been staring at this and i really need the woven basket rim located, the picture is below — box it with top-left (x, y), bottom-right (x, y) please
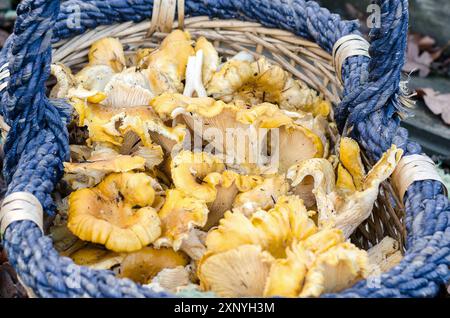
top-left (50, 16), bottom-right (406, 264)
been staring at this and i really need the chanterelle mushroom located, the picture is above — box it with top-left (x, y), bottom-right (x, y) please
top-left (199, 195), bottom-right (369, 297)
top-left (170, 150), bottom-right (225, 202)
top-left (287, 144), bottom-right (403, 238)
top-left (69, 245), bottom-right (125, 270)
top-left (367, 236), bottom-right (402, 275)
top-left (50, 63), bottom-right (76, 99)
top-left (336, 137), bottom-right (365, 192)
top-left (119, 247), bottom-right (189, 284)
top-left (152, 96), bottom-right (323, 173)
top-left (60, 38), bottom-right (126, 101)
top-left (72, 100), bottom-right (186, 162)
top-left (68, 172), bottom-right (162, 252)
top-left (154, 189), bottom-right (209, 256)
top-left (101, 68), bottom-right (154, 108)
top-left (195, 37), bottom-right (220, 86)
top-left (298, 242), bottom-right (368, 297)
top-left (236, 103), bottom-right (324, 172)
top-left (63, 146), bottom-right (146, 189)
top-left (206, 56), bottom-right (331, 114)
top-left (205, 196), bottom-right (316, 259)
top-left (203, 171), bottom-right (264, 229)
top-left (88, 37), bottom-right (126, 72)
top-left (232, 175), bottom-right (289, 216)
top-left (142, 30), bottom-right (194, 95)
top-left (198, 245), bottom-right (275, 298)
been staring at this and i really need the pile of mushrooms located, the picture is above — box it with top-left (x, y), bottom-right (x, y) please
top-left (49, 30), bottom-right (404, 297)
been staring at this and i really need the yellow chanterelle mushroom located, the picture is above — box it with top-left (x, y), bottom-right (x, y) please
top-left (198, 196), bottom-right (369, 298)
top-left (119, 247), bottom-right (188, 284)
top-left (287, 144), bottom-right (403, 238)
top-left (67, 172), bottom-right (161, 252)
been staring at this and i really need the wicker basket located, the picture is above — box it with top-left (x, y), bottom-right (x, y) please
top-left (0, 0), bottom-right (448, 298)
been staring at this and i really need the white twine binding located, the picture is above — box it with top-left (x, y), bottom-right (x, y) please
top-left (392, 154), bottom-right (448, 202)
top-left (0, 192), bottom-right (44, 236)
top-left (332, 35), bottom-right (370, 85)
top-left (0, 62), bottom-right (10, 92)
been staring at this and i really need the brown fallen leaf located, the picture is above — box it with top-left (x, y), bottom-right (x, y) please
top-left (418, 36), bottom-right (436, 51)
top-left (403, 35), bottom-right (434, 77)
top-left (417, 88), bottom-right (450, 125)
top-left (0, 30), bottom-right (9, 49)
top-left (0, 263), bottom-right (28, 298)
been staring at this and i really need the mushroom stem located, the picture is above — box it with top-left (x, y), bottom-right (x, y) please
top-left (183, 50), bottom-right (207, 98)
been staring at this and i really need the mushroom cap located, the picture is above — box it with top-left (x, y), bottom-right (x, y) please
top-left (171, 150), bottom-right (225, 202)
top-left (205, 210), bottom-right (262, 254)
top-left (63, 151), bottom-right (146, 190)
top-left (287, 147), bottom-right (403, 239)
top-left (367, 237), bottom-right (402, 275)
top-left (101, 69), bottom-right (154, 108)
top-left (332, 145), bottom-right (403, 237)
top-left (119, 247), bottom-right (189, 284)
top-left (233, 175), bottom-right (289, 216)
top-left (88, 37), bottom-right (126, 72)
top-left (264, 228), bottom-right (359, 298)
top-left (338, 137), bottom-right (365, 191)
top-left (298, 243), bottom-right (368, 297)
top-left (206, 57), bottom-right (287, 106)
top-left (201, 170), bottom-right (264, 229)
top-left (70, 245), bottom-right (124, 270)
top-left (73, 101), bottom-right (183, 162)
top-left (263, 245), bottom-right (311, 297)
top-left (299, 228), bottom-right (345, 255)
top-left (74, 64), bottom-right (115, 92)
top-left (206, 59), bottom-right (253, 101)
top-left (143, 30), bottom-right (194, 95)
top-left (236, 103), bottom-right (324, 172)
top-left (286, 158), bottom-right (338, 226)
top-left (336, 163), bottom-right (357, 192)
top-left (265, 227), bottom-right (366, 298)
top-left (206, 196), bottom-right (317, 258)
top-left (251, 196), bottom-right (318, 258)
top-left (363, 145), bottom-right (403, 190)
top-left (198, 245), bottom-right (275, 297)
top-left (50, 63), bottom-right (76, 99)
top-left (154, 189), bottom-right (209, 252)
top-left (68, 172), bottom-right (161, 252)
top-left (234, 58), bottom-right (287, 106)
top-left (151, 93), bottom-right (241, 121)
top-left (206, 56), bottom-right (330, 115)
top-left (135, 48), bottom-right (154, 69)
top-left (150, 266), bottom-right (192, 292)
top-left (195, 37), bottom-right (220, 85)
top-left (279, 77), bottom-right (331, 116)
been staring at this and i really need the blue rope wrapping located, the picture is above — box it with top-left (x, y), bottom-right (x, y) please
top-left (0, 0), bottom-right (449, 298)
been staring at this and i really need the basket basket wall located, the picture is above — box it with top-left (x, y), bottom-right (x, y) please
top-left (0, 0), bottom-right (449, 298)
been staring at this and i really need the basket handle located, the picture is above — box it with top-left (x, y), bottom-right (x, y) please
top-left (337, 0), bottom-right (409, 140)
top-left (0, 0), bottom-right (69, 208)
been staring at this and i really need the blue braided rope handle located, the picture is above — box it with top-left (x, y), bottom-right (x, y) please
top-left (0, 0), bottom-right (449, 298)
